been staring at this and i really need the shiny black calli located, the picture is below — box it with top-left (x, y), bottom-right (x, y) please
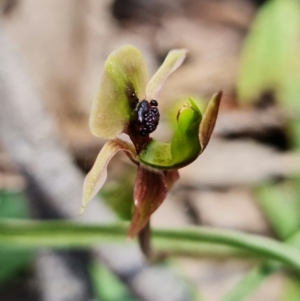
top-left (136, 99), bottom-right (160, 136)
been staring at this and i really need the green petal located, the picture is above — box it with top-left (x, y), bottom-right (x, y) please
top-left (146, 49), bottom-right (187, 100)
top-left (199, 91), bottom-right (222, 152)
top-left (90, 45), bottom-right (148, 139)
top-left (80, 139), bottom-right (137, 215)
top-left (138, 98), bottom-right (202, 169)
top-left (128, 165), bottom-right (167, 238)
top-left (171, 98), bottom-right (201, 166)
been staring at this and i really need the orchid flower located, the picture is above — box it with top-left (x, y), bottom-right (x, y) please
top-left (80, 45), bottom-right (221, 238)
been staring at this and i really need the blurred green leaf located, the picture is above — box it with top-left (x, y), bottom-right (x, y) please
top-left (0, 190), bottom-right (31, 285)
top-left (231, 1), bottom-right (300, 297)
top-left (289, 121), bottom-right (300, 150)
top-left (238, 0), bottom-right (300, 111)
top-left (0, 190), bottom-right (27, 219)
top-left (0, 248), bottom-right (31, 284)
top-left (221, 263), bottom-right (278, 301)
top-left (89, 261), bottom-right (137, 301)
top-left (280, 276), bottom-right (300, 301)
top-left (256, 182), bottom-right (300, 240)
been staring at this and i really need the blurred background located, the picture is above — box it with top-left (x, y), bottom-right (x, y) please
top-left (1, 0), bottom-right (300, 300)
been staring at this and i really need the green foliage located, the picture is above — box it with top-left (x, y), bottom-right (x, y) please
top-left (89, 261), bottom-right (137, 301)
top-left (221, 263), bottom-right (278, 301)
top-left (280, 277), bottom-right (300, 301)
top-left (0, 190), bottom-right (27, 219)
top-left (256, 182), bottom-right (300, 240)
top-left (228, 0), bottom-right (300, 299)
top-left (0, 190), bottom-right (32, 285)
top-left (238, 0), bottom-right (300, 112)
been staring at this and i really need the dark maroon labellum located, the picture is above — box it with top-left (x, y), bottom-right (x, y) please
top-left (136, 99), bottom-right (160, 136)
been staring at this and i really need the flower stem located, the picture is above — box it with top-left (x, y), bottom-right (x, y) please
top-left (1, 220), bottom-right (300, 271)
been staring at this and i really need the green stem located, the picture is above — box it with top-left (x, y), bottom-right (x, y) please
top-left (1, 220), bottom-right (300, 271)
